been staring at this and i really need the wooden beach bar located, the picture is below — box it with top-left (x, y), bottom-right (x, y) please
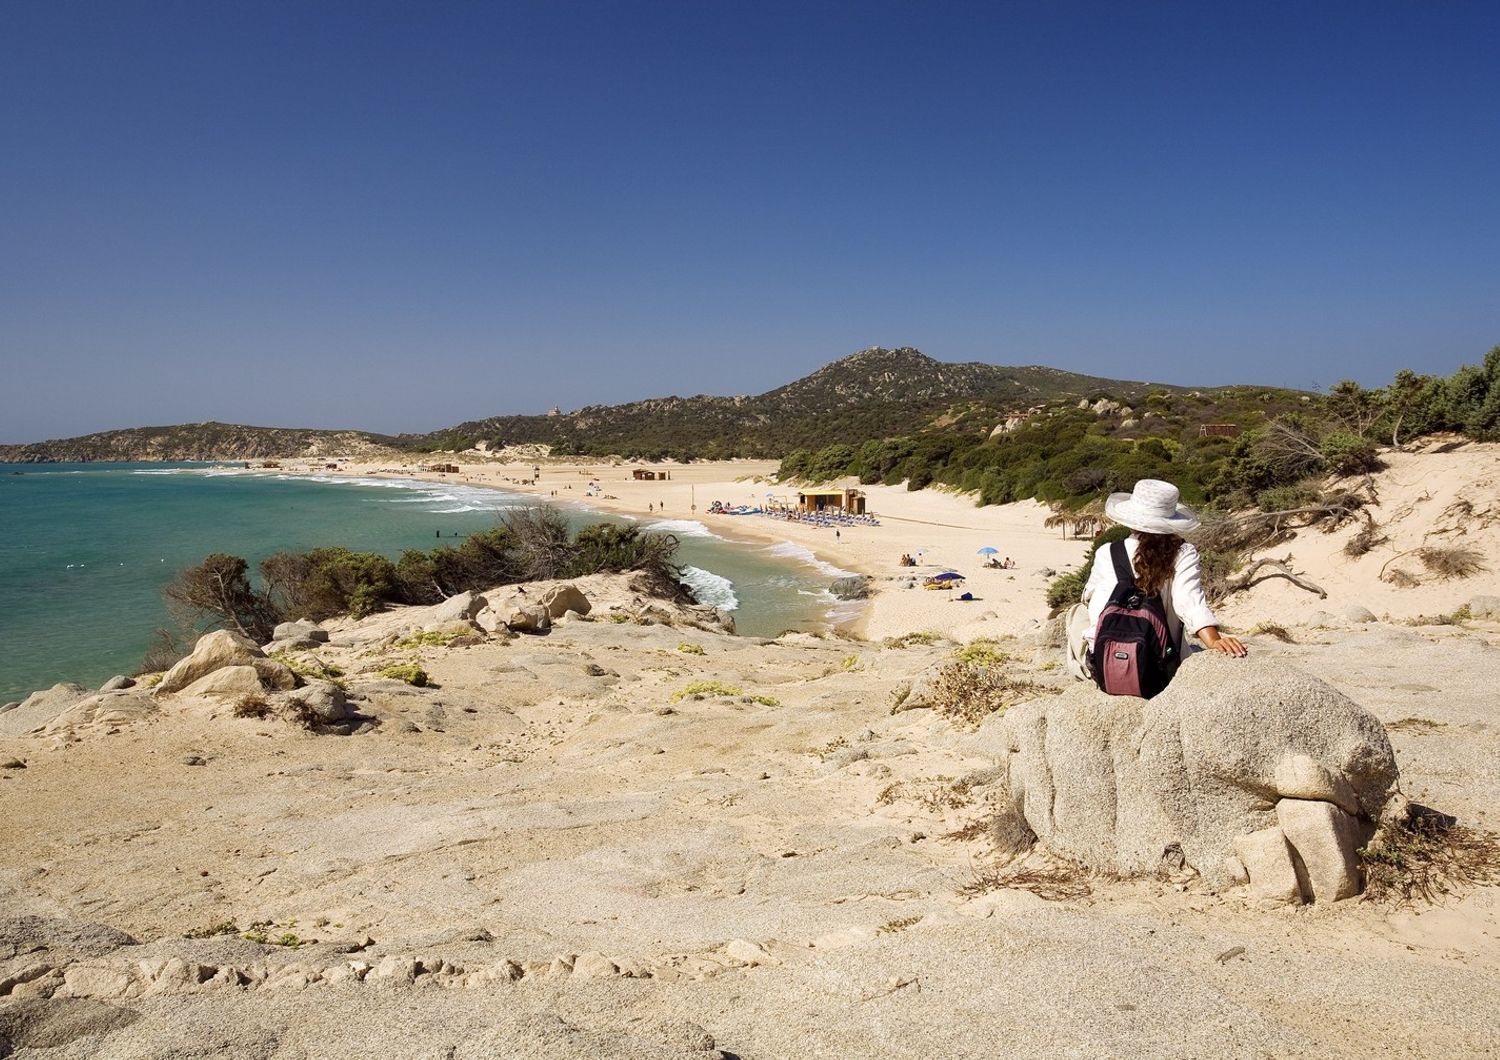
top-left (795, 488), bottom-right (866, 514)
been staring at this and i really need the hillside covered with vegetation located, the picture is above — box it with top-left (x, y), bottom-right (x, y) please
top-left (779, 349), bottom-right (1500, 517)
top-left (1, 347), bottom-right (1228, 464)
top-left (0, 422), bottom-right (399, 464)
top-left (413, 347), bottom-right (1207, 460)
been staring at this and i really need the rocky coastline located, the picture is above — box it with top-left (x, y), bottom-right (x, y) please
top-left (3, 566), bottom-right (1498, 1056)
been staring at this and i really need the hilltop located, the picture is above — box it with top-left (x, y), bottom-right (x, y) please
top-left (430, 347), bottom-right (1214, 459)
top-left (0, 347), bottom-right (1271, 463)
top-left (0, 422), bottom-right (398, 464)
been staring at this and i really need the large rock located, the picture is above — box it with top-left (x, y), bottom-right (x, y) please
top-left (1277, 798), bottom-right (1364, 902)
top-left (284, 680), bottom-right (349, 725)
top-left (35, 691), bottom-right (158, 737)
top-left (830, 576), bottom-right (873, 601)
top-left (179, 666), bottom-right (266, 699)
top-left (1342, 604), bottom-right (1377, 623)
top-left (272, 619), bottom-right (329, 644)
top-left (156, 631), bottom-right (264, 695)
top-left (434, 591), bottom-right (487, 624)
top-left (0, 683), bottom-right (91, 737)
top-left (0, 915), bottom-right (138, 958)
top-left (984, 654), bottom-right (1398, 900)
top-left (252, 658), bottom-right (298, 691)
top-left (507, 605), bottom-right (552, 635)
top-left (1233, 827), bottom-right (1302, 905)
top-left (1467, 594), bottom-right (1500, 619)
top-left (539, 584), bottom-right (591, 619)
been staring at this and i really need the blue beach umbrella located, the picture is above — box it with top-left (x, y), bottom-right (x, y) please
top-left (932, 571), bottom-right (965, 582)
top-left (976, 546), bottom-right (999, 555)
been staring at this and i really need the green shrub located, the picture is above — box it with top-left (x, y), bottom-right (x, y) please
top-left (951, 638), bottom-right (1009, 668)
top-left (378, 662), bottom-right (430, 686)
top-left (931, 661), bottom-right (1057, 727)
top-left (1320, 431), bottom-right (1382, 475)
top-left (669, 680), bottom-right (742, 702)
top-left (1254, 481), bottom-right (1322, 513)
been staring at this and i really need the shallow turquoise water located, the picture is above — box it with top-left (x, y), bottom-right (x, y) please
top-left (0, 464), bottom-right (851, 702)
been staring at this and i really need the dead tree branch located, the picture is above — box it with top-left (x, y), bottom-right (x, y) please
top-left (1218, 556), bottom-right (1328, 600)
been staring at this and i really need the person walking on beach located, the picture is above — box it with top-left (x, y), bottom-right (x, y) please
top-left (1064, 479), bottom-right (1246, 687)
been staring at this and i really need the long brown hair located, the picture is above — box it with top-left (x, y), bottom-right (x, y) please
top-left (1133, 532), bottom-right (1183, 594)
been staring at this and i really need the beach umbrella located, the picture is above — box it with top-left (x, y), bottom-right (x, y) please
top-left (932, 571), bottom-right (965, 582)
top-left (977, 546), bottom-right (999, 555)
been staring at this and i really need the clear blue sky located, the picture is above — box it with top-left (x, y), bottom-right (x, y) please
top-left (2, 1), bottom-right (1496, 442)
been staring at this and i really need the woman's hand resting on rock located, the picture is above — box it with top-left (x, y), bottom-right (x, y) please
top-left (1197, 626), bottom-right (1248, 657)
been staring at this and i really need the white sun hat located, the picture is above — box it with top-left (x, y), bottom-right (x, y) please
top-left (1104, 479), bottom-right (1201, 535)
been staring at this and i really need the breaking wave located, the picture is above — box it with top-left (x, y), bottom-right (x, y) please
top-left (644, 519), bottom-right (722, 540)
top-left (680, 566), bottom-right (739, 611)
top-left (764, 541), bottom-right (857, 580)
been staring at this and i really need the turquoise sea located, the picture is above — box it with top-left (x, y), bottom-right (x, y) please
top-left (0, 464), bottom-right (856, 704)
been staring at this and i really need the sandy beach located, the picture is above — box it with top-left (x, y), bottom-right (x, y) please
top-left (322, 455), bottom-right (1104, 642)
top-left (319, 436), bottom-right (1500, 642)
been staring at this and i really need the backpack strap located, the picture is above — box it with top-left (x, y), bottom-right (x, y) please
top-left (1109, 539), bottom-right (1136, 589)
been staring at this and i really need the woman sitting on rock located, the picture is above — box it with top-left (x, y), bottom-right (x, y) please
top-left (1065, 479), bottom-right (1247, 687)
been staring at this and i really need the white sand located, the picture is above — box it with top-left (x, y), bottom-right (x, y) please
top-left (324, 455), bottom-right (1095, 642)
top-left (322, 434), bottom-right (1500, 640)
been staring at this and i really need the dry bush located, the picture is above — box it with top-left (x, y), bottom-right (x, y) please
top-left (1362, 808), bottom-right (1500, 905)
top-left (499, 506), bottom-right (575, 581)
top-left (877, 916), bottom-right (922, 935)
top-left (1382, 568), bottom-right (1421, 588)
top-left (282, 695), bottom-right (320, 730)
top-left (958, 858), bottom-right (1095, 901)
top-left (1343, 512), bottom-right (1390, 558)
top-left (233, 692), bottom-right (271, 719)
top-left (1386, 717), bottom-right (1446, 734)
top-left (941, 819), bottom-right (991, 842)
top-left (1199, 490), bottom-right (1366, 558)
top-left (1418, 545), bottom-right (1487, 581)
top-left (931, 662), bottom-right (1057, 727)
top-left (136, 627), bottom-right (187, 675)
top-left (1248, 621), bottom-right (1296, 643)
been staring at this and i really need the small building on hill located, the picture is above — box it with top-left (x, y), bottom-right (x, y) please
top-left (1198, 424), bottom-right (1241, 438)
top-left (797, 488), bottom-right (866, 514)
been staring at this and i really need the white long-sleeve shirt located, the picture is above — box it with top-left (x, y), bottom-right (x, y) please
top-left (1082, 535), bottom-right (1219, 650)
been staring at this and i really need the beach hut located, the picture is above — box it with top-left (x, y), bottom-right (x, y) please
top-left (795, 488), bottom-right (866, 514)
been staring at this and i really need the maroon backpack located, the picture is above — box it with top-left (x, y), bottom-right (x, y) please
top-left (1090, 540), bottom-right (1181, 699)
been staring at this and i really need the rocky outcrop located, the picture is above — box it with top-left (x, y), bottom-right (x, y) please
top-left (155, 631), bottom-right (264, 695)
top-left (281, 681), bottom-right (349, 726)
top-left (434, 591), bottom-right (487, 624)
top-left (981, 654), bottom-right (1399, 902)
top-left (1467, 594), bottom-right (1500, 619)
top-left (34, 691), bottom-right (159, 738)
top-left (0, 683), bottom-right (92, 737)
top-left (265, 619), bottom-right (331, 652)
top-left (507, 606), bottom-right (552, 635)
top-left (539, 584), bottom-right (591, 619)
top-left (830, 576), bottom-right (872, 601)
